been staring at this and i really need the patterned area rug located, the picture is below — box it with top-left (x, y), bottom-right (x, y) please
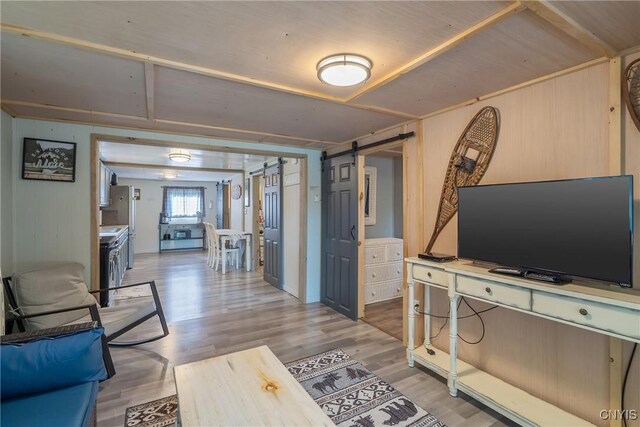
top-left (124, 395), bottom-right (178, 427)
top-left (124, 349), bottom-right (444, 427)
top-left (287, 349), bottom-right (443, 427)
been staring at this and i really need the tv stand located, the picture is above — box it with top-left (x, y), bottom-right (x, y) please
top-left (406, 257), bottom-right (640, 426)
top-left (489, 267), bottom-right (571, 284)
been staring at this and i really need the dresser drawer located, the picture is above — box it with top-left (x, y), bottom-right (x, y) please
top-left (365, 280), bottom-right (403, 304)
top-left (388, 262), bottom-right (404, 280)
top-left (532, 291), bottom-right (640, 340)
top-left (412, 265), bottom-right (447, 287)
top-left (365, 264), bottom-right (390, 284)
top-left (364, 246), bottom-right (387, 265)
top-left (456, 276), bottom-right (531, 310)
top-left (386, 244), bottom-right (404, 262)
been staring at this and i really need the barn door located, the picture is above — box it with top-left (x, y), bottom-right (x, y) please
top-left (321, 154), bottom-right (359, 320)
top-left (263, 161), bottom-right (283, 288)
top-left (216, 182), bottom-right (230, 229)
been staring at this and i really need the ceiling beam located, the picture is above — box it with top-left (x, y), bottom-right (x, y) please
top-left (153, 118), bottom-right (328, 145)
top-left (420, 56), bottom-right (609, 119)
top-left (0, 23), bottom-right (414, 120)
top-left (144, 62), bottom-right (155, 120)
top-left (0, 103), bottom-right (18, 117)
top-left (11, 113), bottom-right (330, 152)
top-left (103, 161), bottom-right (244, 174)
top-left (94, 134), bottom-right (308, 159)
top-left (620, 44), bottom-right (640, 57)
top-left (346, 1), bottom-right (526, 103)
top-left (2, 99), bottom-right (147, 120)
top-left (2, 98), bottom-right (335, 145)
top-left (523, 1), bottom-right (617, 58)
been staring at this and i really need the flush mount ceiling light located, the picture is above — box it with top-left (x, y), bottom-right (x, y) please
top-left (168, 152), bottom-right (191, 163)
top-left (162, 172), bottom-right (178, 180)
top-left (317, 53), bottom-right (372, 87)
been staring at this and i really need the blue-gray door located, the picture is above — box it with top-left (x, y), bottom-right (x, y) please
top-left (321, 155), bottom-right (359, 320)
top-left (263, 162), bottom-right (283, 288)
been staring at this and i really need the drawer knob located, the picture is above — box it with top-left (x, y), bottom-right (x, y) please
top-left (373, 255), bottom-right (377, 258)
top-left (485, 287), bottom-right (492, 294)
top-left (372, 273), bottom-right (376, 278)
top-left (427, 272), bottom-right (432, 278)
top-left (579, 308), bottom-right (588, 316)
top-left (397, 270), bottom-right (401, 274)
top-left (397, 252), bottom-right (401, 256)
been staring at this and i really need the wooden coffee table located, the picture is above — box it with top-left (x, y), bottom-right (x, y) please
top-left (174, 345), bottom-right (334, 426)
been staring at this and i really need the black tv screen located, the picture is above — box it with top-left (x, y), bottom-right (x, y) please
top-left (457, 176), bottom-right (633, 286)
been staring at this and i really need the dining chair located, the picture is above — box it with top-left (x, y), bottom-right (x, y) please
top-left (204, 223), bottom-right (217, 269)
top-left (210, 225), bottom-right (240, 272)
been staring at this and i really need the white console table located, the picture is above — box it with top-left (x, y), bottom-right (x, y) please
top-left (406, 257), bottom-right (640, 427)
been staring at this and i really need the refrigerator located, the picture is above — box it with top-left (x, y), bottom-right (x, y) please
top-left (102, 185), bottom-right (136, 268)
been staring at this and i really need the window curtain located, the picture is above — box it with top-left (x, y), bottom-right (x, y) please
top-left (162, 186), bottom-right (205, 218)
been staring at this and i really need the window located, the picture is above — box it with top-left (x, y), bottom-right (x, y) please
top-left (162, 186), bottom-right (205, 218)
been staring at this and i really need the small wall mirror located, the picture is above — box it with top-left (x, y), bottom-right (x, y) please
top-left (364, 166), bottom-right (377, 225)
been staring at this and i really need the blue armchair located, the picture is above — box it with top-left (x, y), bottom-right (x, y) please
top-left (1, 322), bottom-right (113, 427)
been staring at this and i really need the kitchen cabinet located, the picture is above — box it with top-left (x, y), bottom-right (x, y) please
top-left (99, 161), bottom-right (112, 207)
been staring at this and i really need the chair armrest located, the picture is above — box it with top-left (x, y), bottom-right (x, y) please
top-left (12, 304), bottom-right (100, 322)
top-left (88, 280), bottom-right (156, 293)
top-left (1, 321), bottom-right (99, 343)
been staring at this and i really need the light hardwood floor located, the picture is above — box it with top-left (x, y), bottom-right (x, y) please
top-left (97, 251), bottom-right (513, 427)
top-left (364, 298), bottom-right (404, 341)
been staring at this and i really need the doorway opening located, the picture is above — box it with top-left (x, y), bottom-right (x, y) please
top-left (358, 147), bottom-right (404, 340)
top-left (90, 134), bottom-right (308, 302)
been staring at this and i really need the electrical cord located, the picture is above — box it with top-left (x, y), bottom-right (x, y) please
top-left (622, 343), bottom-right (637, 427)
top-left (428, 299), bottom-right (458, 341)
top-left (456, 297), bottom-right (486, 345)
top-left (414, 302), bottom-right (499, 319)
top-left (416, 298), bottom-right (499, 344)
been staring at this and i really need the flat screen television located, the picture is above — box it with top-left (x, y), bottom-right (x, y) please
top-left (457, 175), bottom-right (633, 287)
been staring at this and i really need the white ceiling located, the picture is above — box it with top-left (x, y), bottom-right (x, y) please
top-left (0, 1), bottom-right (507, 98)
top-left (2, 1), bottom-right (640, 149)
top-left (99, 140), bottom-right (272, 170)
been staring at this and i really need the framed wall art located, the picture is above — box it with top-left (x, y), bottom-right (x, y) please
top-left (22, 138), bottom-right (77, 182)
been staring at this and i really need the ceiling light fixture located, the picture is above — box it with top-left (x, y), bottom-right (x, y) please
top-left (168, 152), bottom-right (191, 163)
top-left (163, 173), bottom-right (178, 180)
top-left (317, 53), bottom-right (372, 87)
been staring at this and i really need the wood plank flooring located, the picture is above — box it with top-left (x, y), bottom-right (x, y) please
top-left (364, 298), bottom-right (404, 341)
top-left (97, 251), bottom-right (513, 427)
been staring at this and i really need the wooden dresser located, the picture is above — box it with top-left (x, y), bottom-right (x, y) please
top-left (364, 238), bottom-right (404, 304)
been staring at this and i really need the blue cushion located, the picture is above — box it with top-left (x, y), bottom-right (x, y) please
top-left (1, 327), bottom-right (107, 400)
top-left (1, 381), bottom-right (98, 427)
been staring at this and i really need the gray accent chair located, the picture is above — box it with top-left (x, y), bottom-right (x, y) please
top-left (3, 262), bottom-right (168, 346)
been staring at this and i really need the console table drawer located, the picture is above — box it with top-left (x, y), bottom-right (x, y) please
top-left (412, 265), bottom-right (447, 287)
top-left (532, 292), bottom-right (640, 340)
top-left (456, 276), bottom-right (531, 310)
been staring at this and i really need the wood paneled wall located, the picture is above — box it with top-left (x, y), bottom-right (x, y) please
top-left (402, 61), bottom-right (640, 425)
top-left (622, 51), bottom-right (640, 427)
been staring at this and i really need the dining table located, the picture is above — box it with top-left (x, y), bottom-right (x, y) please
top-left (216, 229), bottom-right (252, 274)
